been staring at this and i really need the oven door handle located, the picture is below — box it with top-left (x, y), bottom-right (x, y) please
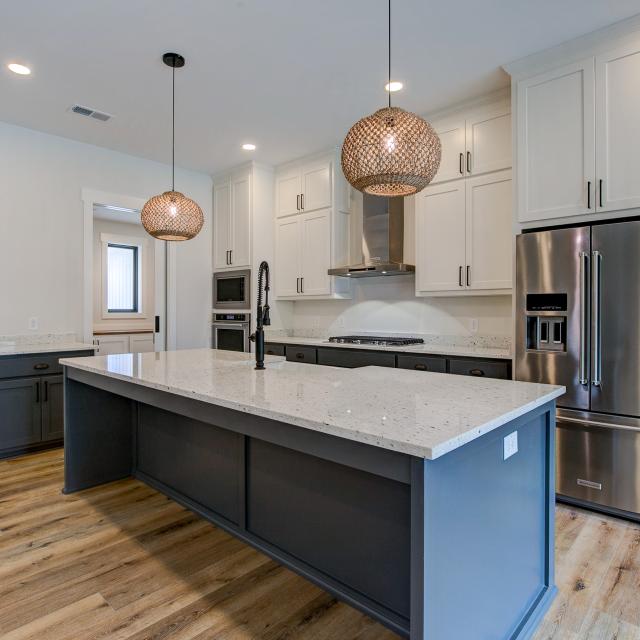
top-left (212, 323), bottom-right (249, 329)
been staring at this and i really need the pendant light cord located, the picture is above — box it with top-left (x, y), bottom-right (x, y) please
top-left (171, 62), bottom-right (175, 192)
top-left (388, 0), bottom-right (391, 109)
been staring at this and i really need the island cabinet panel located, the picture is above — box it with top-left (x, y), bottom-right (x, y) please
top-left (416, 409), bottom-right (554, 640)
top-left (316, 347), bottom-right (396, 369)
top-left (136, 405), bottom-right (242, 525)
top-left (449, 357), bottom-right (510, 379)
top-left (246, 438), bottom-right (411, 619)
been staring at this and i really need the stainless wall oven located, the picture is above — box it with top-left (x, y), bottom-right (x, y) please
top-left (213, 269), bottom-right (251, 310)
top-left (212, 313), bottom-right (251, 352)
top-left (516, 220), bottom-right (640, 520)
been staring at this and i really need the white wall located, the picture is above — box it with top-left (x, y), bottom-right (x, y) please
top-left (289, 277), bottom-right (512, 338)
top-left (0, 121), bottom-right (212, 348)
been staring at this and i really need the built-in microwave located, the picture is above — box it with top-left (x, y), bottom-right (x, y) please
top-left (213, 269), bottom-right (251, 310)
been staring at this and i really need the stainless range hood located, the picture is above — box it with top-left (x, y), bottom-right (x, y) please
top-left (328, 194), bottom-right (412, 278)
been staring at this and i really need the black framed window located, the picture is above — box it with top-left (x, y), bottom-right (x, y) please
top-left (107, 243), bottom-right (139, 312)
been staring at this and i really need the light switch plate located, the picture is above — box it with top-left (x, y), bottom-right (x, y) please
top-left (28, 316), bottom-right (38, 331)
top-left (504, 431), bottom-right (518, 460)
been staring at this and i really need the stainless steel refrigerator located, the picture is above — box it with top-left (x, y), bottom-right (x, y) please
top-left (516, 220), bottom-right (640, 519)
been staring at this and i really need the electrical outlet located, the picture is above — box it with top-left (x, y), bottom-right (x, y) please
top-left (469, 318), bottom-right (479, 334)
top-left (28, 317), bottom-right (38, 331)
top-left (504, 431), bottom-right (518, 460)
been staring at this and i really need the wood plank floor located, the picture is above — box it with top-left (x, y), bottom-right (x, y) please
top-left (0, 450), bottom-right (638, 639)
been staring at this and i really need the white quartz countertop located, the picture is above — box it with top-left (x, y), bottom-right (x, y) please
top-left (61, 349), bottom-right (562, 460)
top-left (0, 342), bottom-right (95, 356)
top-left (266, 336), bottom-right (512, 360)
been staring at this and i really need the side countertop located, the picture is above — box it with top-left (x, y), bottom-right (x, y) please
top-left (265, 336), bottom-right (512, 360)
top-left (0, 342), bottom-right (95, 357)
top-left (61, 349), bottom-right (562, 460)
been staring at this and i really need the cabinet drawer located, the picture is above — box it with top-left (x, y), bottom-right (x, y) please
top-left (0, 351), bottom-right (93, 380)
top-left (285, 345), bottom-right (318, 364)
top-left (317, 348), bottom-right (396, 369)
top-left (396, 354), bottom-right (446, 373)
top-left (448, 358), bottom-right (510, 380)
top-left (264, 343), bottom-right (285, 357)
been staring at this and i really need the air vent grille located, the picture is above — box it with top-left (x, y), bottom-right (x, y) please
top-left (70, 104), bottom-right (113, 122)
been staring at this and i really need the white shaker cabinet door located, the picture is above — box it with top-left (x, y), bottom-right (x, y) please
top-left (275, 217), bottom-right (301, 297)
top-left (596, 42), bottom-right (640, 213)
top-left (430, 118), bottom-right (466, 184)
top-left (517, 59), bottom-right (595, 222)
top-left (301, 157), bottom-right (332, 213)
top-left (230, 172), bottom-right (251, 267)
top-left (465, 106), bottom-right (511, 177)
top-left (129, 334), bottom-right (155, 353)
top-left (416, 182), bottom-right (466, 293)
top-left (213, 181), bottom-right (232, 269)
top-left (94, 335), bottom-right (129, 355)
top-left (300, 209), bottom-right (331, 296)
top-left (465, 170), bottom-right (512, 291)
top-left (276, 166), bottom-right (302, 218)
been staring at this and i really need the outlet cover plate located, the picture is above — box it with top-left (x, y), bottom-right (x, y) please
top-left (504, 431), bottom-right (518, 460)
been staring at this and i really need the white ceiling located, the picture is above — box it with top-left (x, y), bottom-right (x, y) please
top-left (1, 1), bottom-right (638, 176)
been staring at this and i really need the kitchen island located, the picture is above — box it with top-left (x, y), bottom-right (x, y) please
top-left (61, 349), bottom-right (563, 640)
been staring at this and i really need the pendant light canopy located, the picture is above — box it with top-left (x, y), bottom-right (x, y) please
top-left (141, 53), bottom-right (204, 241)
top-left (341, 1), bottom-right (441, 197)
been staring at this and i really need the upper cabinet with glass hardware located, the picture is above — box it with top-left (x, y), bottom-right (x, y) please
top-left (511, 28), bottom-right (640, 224)
top-left (429, 102), bottom-right (511, 185)
top-left (274, 150), bottom-right (351, 300)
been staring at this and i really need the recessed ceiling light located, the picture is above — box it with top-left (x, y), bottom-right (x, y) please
top-left (385, 81), bottom-right (403, 92)
top-left (242, 143), bottom-right (256, 151)
top-left (8, 63), bottom-right (31, 75)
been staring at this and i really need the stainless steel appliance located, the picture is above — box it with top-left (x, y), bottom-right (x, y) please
top-left (213, 269), bottom-right (251, 309)
top-left (328, 335), bottom-right (424, 346)
top-left (516, 220), bottom-right (640, 519)
top-left (212, 313), bottom-right (251, 352)
top-left (328, 195), bottom-right (413, 278)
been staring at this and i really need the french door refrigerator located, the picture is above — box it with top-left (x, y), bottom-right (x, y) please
top-left (516, 220), bottom-right (640, 519)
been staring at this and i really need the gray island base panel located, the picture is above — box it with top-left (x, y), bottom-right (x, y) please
top-left (62, 353), bottom-right (562, 640)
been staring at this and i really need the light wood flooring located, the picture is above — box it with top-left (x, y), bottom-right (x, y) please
top-left (0, 449), bottom-right (639, 639)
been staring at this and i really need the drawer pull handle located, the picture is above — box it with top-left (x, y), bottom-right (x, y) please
top-left (295, 353), bottom-right (304, 359)
top-left (414, 363), bottom-right (427, 371)
top-left (469, 368), bottom-right (485, 377)
top-left (33, 363), bottom-right (50, 370)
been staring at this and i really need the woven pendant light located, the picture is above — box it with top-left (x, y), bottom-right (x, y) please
top-left (141, 53), bottom-right (203, 241)
top-left (341, 1), bottom-right (441, 197)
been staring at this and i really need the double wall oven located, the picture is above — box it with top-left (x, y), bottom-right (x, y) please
top-left (516, 220), bottom-right (640, 520)
top-left (212, 269), bottom-right (252, 353)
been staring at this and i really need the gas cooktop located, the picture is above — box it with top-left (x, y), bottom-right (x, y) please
top-left (328, 335), bottom-right (425, 346)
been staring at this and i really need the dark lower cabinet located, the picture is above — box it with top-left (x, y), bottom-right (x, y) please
top-left (264, 343), bottom-right (285, 357)
top-left (449, 358), bottom-right (510, 380)
top-left (317, 347), bottom-right (396, 369)
top-left (42, 374), bottom-right (64, 441)
top-left (0, 377), bottom-right (41, 449)
top-left (396, 354), bottom-right (446, 373)
top-left (285, 345), bottom-right (318, 364)
top-left (0, 350), bottom-right (94, 458)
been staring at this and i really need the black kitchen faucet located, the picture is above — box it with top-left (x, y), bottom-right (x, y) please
top-left (251, 260), bottom-right (270, 370)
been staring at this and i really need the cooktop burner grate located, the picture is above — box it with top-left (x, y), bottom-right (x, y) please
top-left (328, 335), bottom-right (425, 346)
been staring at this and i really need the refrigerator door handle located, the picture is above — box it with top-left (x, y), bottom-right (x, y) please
top-left (592, 250), bottom-right (602, 386)
top-left (579, 251), bottom-right (589, 385)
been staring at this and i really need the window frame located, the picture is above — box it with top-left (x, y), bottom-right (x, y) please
top-left (100, 232), bottom-right (147, 320)
top-left (106, 243), bottom-right (139, 313)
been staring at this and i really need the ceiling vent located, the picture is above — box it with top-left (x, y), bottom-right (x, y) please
top-left (70, 104), bottom-right (113, 122)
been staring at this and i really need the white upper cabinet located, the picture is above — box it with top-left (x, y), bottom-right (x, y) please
top-left (416, 171), bottom-right (512, 296)
top-left (431, 119), bottom-right (466, 183)
top-left (213, 165), bottom-right (264, 271)
top-left (213, 182), bottom-right (232, 270)
top-left (416, 182), bottom-right (466, 292)
top-left (596, 42), bottom-right (640, 213)
top-left (273, 150), bottom-right (350, 300)
top-left (430, 103), bottom-right (511, 184)
top-left (516, 59), bottom-right (595, 222)
top-left (465, 171), bottom-right (512, 291)
top-left (466, 106), bottom-right (512, 177)
top-left (276, 166), bottom-right (302, 218)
